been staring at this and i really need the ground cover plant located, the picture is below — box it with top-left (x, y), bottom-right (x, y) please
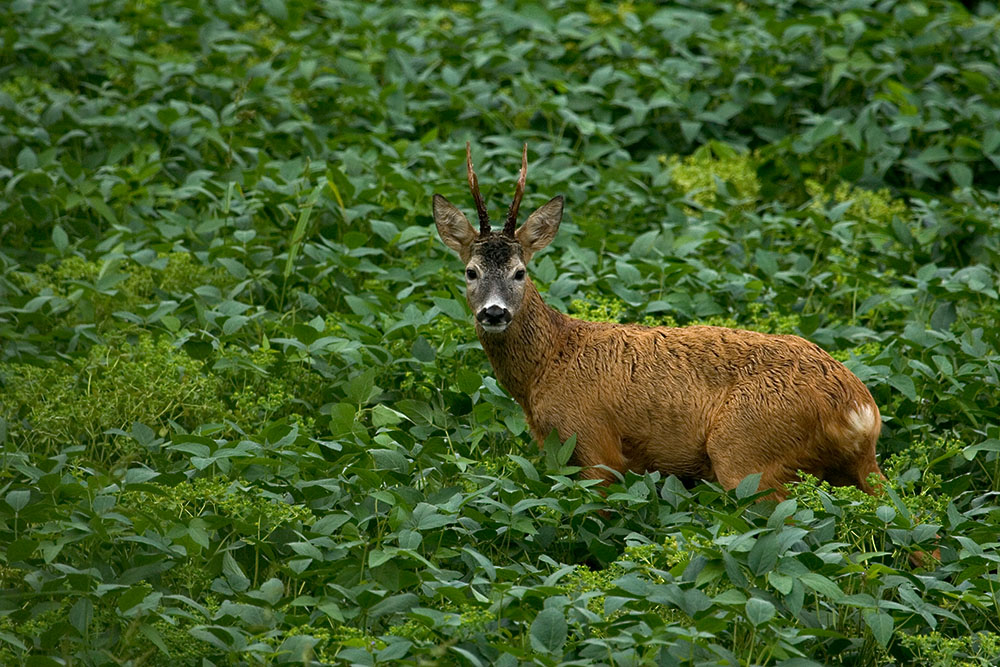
top-left (1, 0), bottom-right (999, 664)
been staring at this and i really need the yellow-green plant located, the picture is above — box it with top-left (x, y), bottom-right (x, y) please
top-left (1, 334), bottom-right (225, 462)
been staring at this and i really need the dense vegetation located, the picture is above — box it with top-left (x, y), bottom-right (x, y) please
top-left (2, 0), bottom-right (999, 664)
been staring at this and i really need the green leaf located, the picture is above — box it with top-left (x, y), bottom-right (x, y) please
top-left (948, 162), bottom-right (972, 188)
top-left (222, 315), bottom-right (248, 335)
top-left (767, 499), bottom-right (798, 528)
top-left (748, 534), bottom-right (779, 575)
top-left (863, 610), bottom-right (893, 647)
top-left (876, 506), bottom-right (896, 523)
top-left (117, 585), bottom-right (150, 612)
top-left (371, 404), bottom-right (407, 427)
top-left (130, 421), bottom-right (156, 447)
top-left (285, 183), bottom-right (323, 278)
top-left (371, 449), bottom-right (409, 473)
top-left (799, 573), bottom-right (844, 601)
top-left (768, 572), bottom-right (794, 595)
top-left (219, 601), bottom-right (275, 630)
top-left (379, 639), bottom-right (413, 662)
top-left (902, 158), bottom-right (940, 181)
top-left (930, 302), bottom-right (956, 331)
top-left (369, 593), bottom-right (418, 619)
top-left (412, 336), bottom-right (436, 362)
top-left (888, 374), bottom-right (916, 402)
top-left (345, 369), bottom-right (377, 405)
top-left (745, 597), bottom-right (776, 625)
top-left (138, 624), bottom-right (171, 657)
top-left (52, 225), bottom-right (68, 253)
top-left (69, 598), bottom-right (93, 635)
top-left (0, 631), bottom-right (26, 650)
top-left (312, 513), bottom-right (351, 535)
top-left (217, 257), bottom-right (248, 280)
top-left (963, 439), bottom-right (1000, 461)
top-left (122, 467), bottom-right (159, 484)
top-left (16, 147), bottom-right (37, 170)
top-left (7, 539), bottom-right (37, 561)
top-left (543, 430), bottom-right (577, 469)
top-left (5, 490), bottom-right (29, 512)
top-left (680, 121), bottom-right (702, 143)
top-left (328, 403), bottom-right (358, 435)
top-left (455, 369), bottom-right (481, 394)
top-left (262, 0), bottom-right (288, 22)
top-left (735, 473), bottom-right (763, 499)
top-left (89, 197), bottom-right (119, 225)
top-left (629, 230), bottom-right (659, 257)
top-left (222, 552), bottom-right (250, 591)
top-left (508, 454), bottom-right (540, 481)
top-left (188, 518), bottom-right (210, 549)
top-left (530, 607), bottom-right (567, 654)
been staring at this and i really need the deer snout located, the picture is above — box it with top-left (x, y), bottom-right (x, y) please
top-left (477, 304), bottom-right (512, 330)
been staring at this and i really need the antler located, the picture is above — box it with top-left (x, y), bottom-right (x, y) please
top-left (466, 142), bottom-right (491, 236)
top-left (503, 143), bottom-right (528, 237)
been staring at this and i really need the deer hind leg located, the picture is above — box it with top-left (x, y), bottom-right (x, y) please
top-left (704, 383), bottom-right (822, 500)
top-left (708, 448), bottom-right (795, 500)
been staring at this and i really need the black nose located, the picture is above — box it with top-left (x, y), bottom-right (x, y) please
top-left (477, 305), bottom-right (511, 326)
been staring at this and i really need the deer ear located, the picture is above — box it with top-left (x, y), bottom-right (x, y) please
top-left (515, 196), bottom-right (563, 262)
top-left (433, 194), bottom-right (478, 262)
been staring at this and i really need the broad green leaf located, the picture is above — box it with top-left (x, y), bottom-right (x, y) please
top-left (745, 597), bottom-right (776, 625)
top-left (69, 598), bottom-right (93, 635)
top-left (369, 593), bottom-right (418, 619)
top-left (863, 610), bottom-right (893, 647)
top-left (5, 490), bottom-right (29, 512)
top-left (530, 607), bottom-right (567, 654)
top-left (799, 573), bottom-right (844, 601)
top-left (262, 0), bottom-right (287, 24)
top-left (963, 439), bottom-right (1000, 461)
top-left (371, 404), bottom-right (407, 427)
top-left (735, 473), bottom-right (763, 499)
top-left (887, 374), bottom-right (916, 402)
top-left (52, 225), bottom-right (68, 253)
top-left (948, 162), bottom-right (972, 188)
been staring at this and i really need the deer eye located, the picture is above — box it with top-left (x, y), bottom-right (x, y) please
top-left (513, 269), bottom-right (525, 281)
top-left (466, 268), bottom-right (478, 280)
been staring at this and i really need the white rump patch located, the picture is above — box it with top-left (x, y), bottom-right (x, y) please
top-left (845, 402), bottom-right (879, 437)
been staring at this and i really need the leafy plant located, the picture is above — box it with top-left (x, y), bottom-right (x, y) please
top-left (1, 0), bottom-right (999, 664)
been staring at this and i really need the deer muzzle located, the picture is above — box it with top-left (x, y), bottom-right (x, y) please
top-left (477, 304), bottom-right (512, 332)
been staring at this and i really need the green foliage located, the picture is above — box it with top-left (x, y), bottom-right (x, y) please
top-left (1, 0), bottom-right (1000, 664)
top-left (1, 334), bottom-right (225, 461)
top-left (669, 142), bottom-right (761, 210)
top-left (898, 631), bottom-right (1000, 667)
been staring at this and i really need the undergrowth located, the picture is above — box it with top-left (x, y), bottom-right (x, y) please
top-left (1, 0), bottom-right (999, 664)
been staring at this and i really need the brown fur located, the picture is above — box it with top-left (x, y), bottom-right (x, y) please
top-left (433, 153), bottom-right (883, 499)
top-left (478, 280), bottom-right (883, 497)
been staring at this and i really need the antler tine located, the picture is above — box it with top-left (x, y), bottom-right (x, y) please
top-left (503, 143), bottom-right (528, 237)
top-left (466, 142), bottom-right (491, 236)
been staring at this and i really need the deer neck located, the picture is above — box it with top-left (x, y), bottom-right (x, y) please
top-left (477, 279), bottom-right (566, 408)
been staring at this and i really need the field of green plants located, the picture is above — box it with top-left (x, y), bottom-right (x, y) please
top-left (2, 0), bottom-right (1000, 664)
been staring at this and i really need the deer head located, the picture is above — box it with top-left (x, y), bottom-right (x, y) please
top-left (433, 143), bottom-right (563, 333)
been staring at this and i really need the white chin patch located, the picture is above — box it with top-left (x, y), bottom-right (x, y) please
top-left (480, 323), bottom-right (509, 334)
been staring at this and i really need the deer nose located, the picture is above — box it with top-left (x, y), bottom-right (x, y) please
top-left (477, 305), bottom-right (511, 327)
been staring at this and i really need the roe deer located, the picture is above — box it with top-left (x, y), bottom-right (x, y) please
top-left (433, 143), bottom-right (883, 498)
